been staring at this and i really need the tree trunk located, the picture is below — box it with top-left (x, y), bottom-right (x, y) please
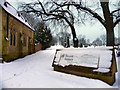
top-left (71, 26), bottom-right (78, 47)
top-left (63, 17), bottom-right (78, 47)
top-left (106, 28), bottom-right (114, 46)
top-left (73, 38), bottom-right (78, 47)
top-left (100, 1), bottom-right (114, 46)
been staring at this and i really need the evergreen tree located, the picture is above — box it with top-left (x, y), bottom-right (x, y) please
top-left (35, 22), bottom-right (52, 49)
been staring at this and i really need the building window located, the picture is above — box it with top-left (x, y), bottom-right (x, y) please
top-left (3, 26), bottom-right (6, 30)
top-left (13, 34), bottom-right (15, 46)
top-left (23, 37), bottom-right (26, 46)
top-left (10, 33), bottom-right (12, 45)
top-left (10, 28), bottom-right (12, 34)
top-left (7, 14), bottom-right (9, 37)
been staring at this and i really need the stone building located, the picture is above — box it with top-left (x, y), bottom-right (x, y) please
top-left (0, 0), bottom-right (35, 62)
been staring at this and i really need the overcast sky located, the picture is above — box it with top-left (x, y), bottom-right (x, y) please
top-left (6, 0), bottom-right (119, 42)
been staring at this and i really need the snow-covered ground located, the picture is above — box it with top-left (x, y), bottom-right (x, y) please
top-left (0, 45), bottom-right (119, 88)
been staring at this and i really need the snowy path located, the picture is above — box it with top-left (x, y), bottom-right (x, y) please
top-left (0, 49), bottom-right (119, 88)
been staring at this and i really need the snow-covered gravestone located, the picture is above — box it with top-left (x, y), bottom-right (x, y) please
top-left (52, 48), bottom-right (116, 85)
top-left (79, 54), bottom-right (99, 68)
top-left (55, 51), bottom-right (99, 69)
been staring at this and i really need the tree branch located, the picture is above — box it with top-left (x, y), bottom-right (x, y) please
top-left (75, 6), bottom-right (105, 26)
top-left (50, 3), bottom-right (106, 27)
top-left (37, 0), bottom-right (47, 14)
top-left (114, 18), bottom-right (120, 27)
top-left (111, 9), bottom-right (120, 15)
top-left (42, 17), bottom-right (59, 21)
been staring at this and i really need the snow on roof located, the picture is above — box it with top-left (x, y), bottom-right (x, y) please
top-left (0, 0), bottom-right (35, 31)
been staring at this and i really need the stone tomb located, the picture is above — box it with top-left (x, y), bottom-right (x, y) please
top-left (52, 49), bottom-right (117, 85)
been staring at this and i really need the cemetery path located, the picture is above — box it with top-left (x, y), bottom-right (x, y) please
top-left (0, 46), bottom-right (119, 88)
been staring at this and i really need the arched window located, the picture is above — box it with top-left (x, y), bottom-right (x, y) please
top-left (13, 34), bottom-right (15, 46)
top-left (10, 33), bottom-right (12, 46)
top-left (23, 36), bottom-right (26, 46)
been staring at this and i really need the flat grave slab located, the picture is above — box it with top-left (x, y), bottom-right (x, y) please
top-left (52, 47), bottom-right (116, 85)
top-left (57, 53), bottom-right (99, 68)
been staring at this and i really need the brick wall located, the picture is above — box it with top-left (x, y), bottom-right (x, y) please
top-left (0, 6), bottom-right (2, 63)
top-left (2, 8), bottom-right (35, 62)
top-left (35, 43), bottom-right (42, 52)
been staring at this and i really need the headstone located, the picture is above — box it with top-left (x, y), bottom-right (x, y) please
top-left (58, 53), bottom-right (99, 68)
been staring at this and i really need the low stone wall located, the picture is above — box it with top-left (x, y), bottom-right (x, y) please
top-left (52, 49), bottom-right (117, 85)
top-left (35, 43), bottom-right (42, 52)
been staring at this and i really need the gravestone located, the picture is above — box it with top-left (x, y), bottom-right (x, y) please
top-left (58, 53), bottom-right (99, 68)
top-left (52, 48), bottom-right (116, 85)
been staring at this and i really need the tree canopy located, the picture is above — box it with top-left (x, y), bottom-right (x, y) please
top-left (19, 0), bottom-right (120, 46)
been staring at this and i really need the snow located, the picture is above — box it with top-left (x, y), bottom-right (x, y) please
top-left (48, 45), bottom-right (64, 50)
top-left (74, 38), bottom-right (78, 41)
top-left (54, 46), bottom-right (112, 73)
top-left (0, 46), bottom-right (118, 88)
top-left (114, 49), bottom-right (120, 89)
top-left (54, 51), bottom-right (99, 68)
top-left (93, 68), bottom-right (110, 73)
top-left (5, 37), bottom-right (9, 41)
top-left (0, 0), bottom-right (34, 31)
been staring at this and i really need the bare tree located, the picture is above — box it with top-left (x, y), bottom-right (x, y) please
top-left (18, 0), bottom-right (79, 47)
top-left (78, 34), bottom-right (88, 47)
top-left (19, 0), bottom-right (120, 46)
top-left (57, 0), bottom-right (120, 46)
top-left (92, 38), bottom-right (102, 46)
top-left (115, 37), bottom-right (120, 45)
top-left (57, 31), bottom-right (71, 47)
top-left (100, 34), bottom-right (106, 45)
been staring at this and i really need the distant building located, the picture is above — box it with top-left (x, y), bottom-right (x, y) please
top-left (0, 0), bottom-right (35, 62)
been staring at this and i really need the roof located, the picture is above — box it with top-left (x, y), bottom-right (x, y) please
top-left (0, 0), bottom-right (35, 31)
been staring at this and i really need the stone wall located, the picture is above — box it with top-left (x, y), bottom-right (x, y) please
top-left (2, 8), bottom-right (35, 62)
top-left (35, 43), bottom-right (42, 52)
